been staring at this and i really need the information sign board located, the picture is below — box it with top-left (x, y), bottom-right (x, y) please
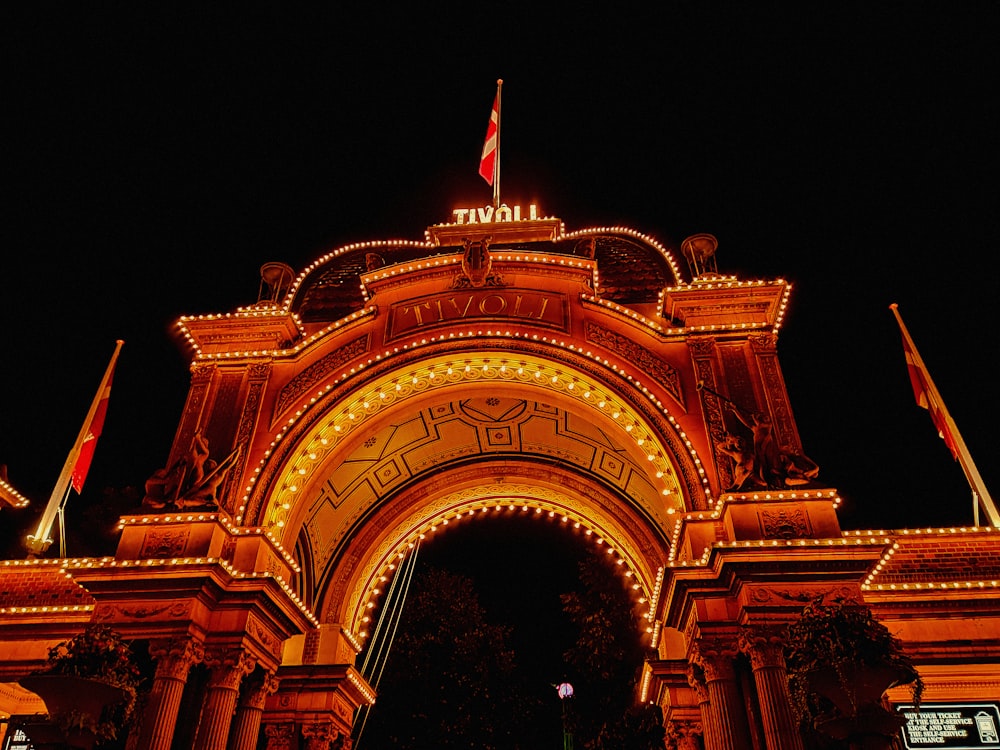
top-left (1, 725), bottom-right (32, 750)
top-left (898, 703), bottom-right (1000, 749)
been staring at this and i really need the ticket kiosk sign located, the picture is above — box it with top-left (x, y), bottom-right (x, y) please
top-left (899, 703), bottom-right (1000, 748)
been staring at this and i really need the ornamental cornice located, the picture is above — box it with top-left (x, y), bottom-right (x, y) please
top-left (585, 321), bottom-right (682, 404)
top-left (274, 334), bottom-right (371, 420)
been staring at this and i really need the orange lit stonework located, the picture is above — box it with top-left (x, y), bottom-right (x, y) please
top-left (1, 210), bottom-right (998, 749)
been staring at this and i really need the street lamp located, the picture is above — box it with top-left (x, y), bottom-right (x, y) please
top-left (556, 681), bottom-right (574, 750)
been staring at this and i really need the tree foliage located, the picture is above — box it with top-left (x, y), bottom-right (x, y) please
top-left (356, 541), bottom-right (667, 750)
top-left (357, 566), bottom-right (545, 750)
top-left (561, 548), bottom-right (665, 750)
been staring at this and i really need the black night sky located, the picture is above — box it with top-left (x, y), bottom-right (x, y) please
top-left (2, 4), bottom-right (998, 691)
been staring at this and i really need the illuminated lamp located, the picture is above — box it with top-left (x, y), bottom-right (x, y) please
top-left (556, 681), bottom-right (575, 750)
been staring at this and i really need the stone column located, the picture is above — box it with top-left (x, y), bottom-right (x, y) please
top-left (687, 664), bottom-right (716, 750)
top-left (694, 638), bottom-right (752, 750)
top-left (227, 671), bottom-right (278, 750)
top-left (192, 648), bottom-right (256, 750)
top-left (136, 638), bottom-right (204, 750)
top-left (740, 629), bottom-right (804, 750)
top-left (302, 720), bottom-right (337, 750)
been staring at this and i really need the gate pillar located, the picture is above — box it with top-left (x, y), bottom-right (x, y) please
top-left (740, 628), bottom-right (803, 750)
top-left (692, 637), bottom-right (752, 750)
top-left (137, 637), bottom-right (204, 750)
top-left (228, 670), bottom-right (279, 750)
top-left (192, 647), bottom-right (256, 750)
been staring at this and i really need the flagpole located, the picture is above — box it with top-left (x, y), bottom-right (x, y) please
top-left (493, 78), bottom-right (502, 209)
top-left (57, 485), bottom-right (70, 558)
top-left (890, 305), bottom-right (1000, 527)
top-left (26, 339), bottom-right (124, 557)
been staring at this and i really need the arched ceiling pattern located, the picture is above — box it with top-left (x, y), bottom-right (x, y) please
top-left (248, 350), bottom-right (701, 650)
top-left (261, 353), bottom-right (688, 541)
top-left (301, 394), bottom-right (667, 568)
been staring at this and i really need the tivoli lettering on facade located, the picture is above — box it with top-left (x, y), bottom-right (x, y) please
top-left (451, 204), bottom-right (539, 224)
top-left (389, 290), bottom-right (565, 339)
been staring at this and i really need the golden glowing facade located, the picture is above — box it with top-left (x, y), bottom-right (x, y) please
top-left (1, 208), bottom-right (998, 749)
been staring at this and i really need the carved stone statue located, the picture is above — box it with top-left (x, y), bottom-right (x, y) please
top-left (717, 433), bottom-right (763, 491)
top-left (143, 432), bottom-right (240, 510)
top-left (723, 401), bottom-right (820, 490)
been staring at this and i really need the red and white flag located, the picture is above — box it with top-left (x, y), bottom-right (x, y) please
top-left (70, 361), bottom-right (117, 493)
top-left (478, 88), bottom-right (500, 186)
top-left (26, 340), bottom-right (124, 556)
top-left (892, 306), bottom-right (959, 459)
top-left (890, 303), bottom-right (1000, 527)
top-left (901, 332), bottom-right (959, 459)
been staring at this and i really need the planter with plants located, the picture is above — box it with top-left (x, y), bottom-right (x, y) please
top-left (19, 624), bottom-right (142, 749)
top-left (783, 597), bottom-right (923, 749)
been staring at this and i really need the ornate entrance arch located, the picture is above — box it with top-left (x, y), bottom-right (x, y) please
top-left (115, 212), bottom-right (800, 747)
top-left (12, 209), bottom-right (946, 750)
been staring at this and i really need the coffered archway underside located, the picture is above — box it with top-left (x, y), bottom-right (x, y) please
top-left (302, 393), bottom-right (673, 564)
top-left (294, 389), bottom-right (680, 643)
top-left (254, 351), bottom-right (703, 648)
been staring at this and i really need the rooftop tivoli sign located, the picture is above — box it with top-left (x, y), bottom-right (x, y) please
top-left (451, 203), bottom-right (540, 224)
top-left (428, 204), bottom-right (561, 246)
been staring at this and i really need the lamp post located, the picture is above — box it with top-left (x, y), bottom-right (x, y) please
top-left (556, 681), bottom-right (574, 750)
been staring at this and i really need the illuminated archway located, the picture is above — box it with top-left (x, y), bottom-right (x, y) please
top-left (241, 344), bottom-right (706, 651)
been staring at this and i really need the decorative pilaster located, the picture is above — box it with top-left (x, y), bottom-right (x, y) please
top-left (263, 723), bottom-right (296, 750)
top-left (227, 671), bottom-right (279, 750)
top-left (665, 718), bottom-right (704, 750)
top-left (693, 638), bottom-right (752, 750)
top-left (193, 648), bottom-right (256, 750)
top-left (137, 638), bottom-right (204, 750)
top-left (740, 628), bottom-right (804, 750)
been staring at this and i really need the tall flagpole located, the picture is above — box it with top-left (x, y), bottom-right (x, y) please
top-left (493, 78), bottom-right (503, 209)
top-left (26, 339), bottom-right (124, 556)
top-left (890, 305), bottom-right (1000, 527)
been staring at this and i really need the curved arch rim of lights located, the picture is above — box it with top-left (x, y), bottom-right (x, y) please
top-left (342, 481), bottom-right (666, 650)
top-left (247, 351), bottom-right (705, 535)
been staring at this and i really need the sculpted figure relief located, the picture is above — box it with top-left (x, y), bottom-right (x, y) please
top-left (143, 431), bottom-right (240, 510)
top-left (700, 381), bottom-right (820, 490)
top-left (717, 433), bottom-right (762, 492)
top-left (726, 403), bottom-right (785, 489)
top-left (454, 236), bottom-right (503, 289)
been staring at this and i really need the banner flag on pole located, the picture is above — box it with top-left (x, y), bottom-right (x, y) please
top-left (890, 304), bottom-right (1000, 527)
top-left (70, 357), bottom-right (118, 493)
top-left (478, 79), bottom-right (503, 210)
top-left (894, 310), bottom-right (959, 459)
top-left (478, 87), bottom-right (500, 186)
top-left (25, 339), bottom-right (124, 556)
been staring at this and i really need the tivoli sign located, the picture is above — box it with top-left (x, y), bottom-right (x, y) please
top-left (389, 289), bottom-right (565, 340)
top-left (451, 204), bottom-right (540, 224)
